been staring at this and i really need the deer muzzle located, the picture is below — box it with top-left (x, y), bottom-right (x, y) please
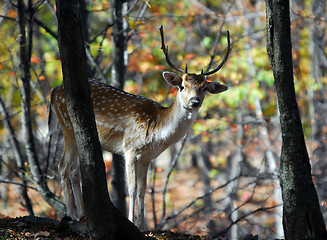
top-left (189, 97), bottom-right (202, 108)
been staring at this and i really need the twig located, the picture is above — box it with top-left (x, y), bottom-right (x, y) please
top-left (158, 175), bottom-right (239, 229)
top-left (85, 47), bottom-right (110, 84)
top-left (159, 134), bottom-right (188, 225)
top-left (0, 177), bottom-right (38, 191)
top-left (34, 17), bottom-right (57, 39)
top-left (0, 15), bottom-right (16, 22)
top-left (215, 204), bottom-right (282, 237)
top-left (88, 0), bottom-right (139, 43)
top-left (89, 22), bottom-right (114, 43)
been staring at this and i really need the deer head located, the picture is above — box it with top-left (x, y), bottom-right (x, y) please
top-left (159, 25), bottom-right (230, 112)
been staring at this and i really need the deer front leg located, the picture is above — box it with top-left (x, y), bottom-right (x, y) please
top-left (137, 159), bottom-right (151, 231)
top-left (125, 150), bottom-right (138, 224)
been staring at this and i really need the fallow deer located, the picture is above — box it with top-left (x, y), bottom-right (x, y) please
top-left (49, 25), bottom-right (230, 230)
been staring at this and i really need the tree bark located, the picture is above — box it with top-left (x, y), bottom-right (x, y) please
top-left (265, 1), bottom-right (327, 239)
top-left (56, 0), bottom-right (144, 239)
top-left (109, 0), bottom-right (129, 217)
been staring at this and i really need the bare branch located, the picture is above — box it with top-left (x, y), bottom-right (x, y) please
top-left (217, 204), bottom-right (282, 237)
top-left (159, 176), bottom-right (239, 229)
top-left (160, 134), bottom-right (188, 225)
top-left (0, 177), bottom-right (38, 191)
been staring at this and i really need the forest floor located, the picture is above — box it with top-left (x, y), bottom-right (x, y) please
top-left (0, 215), bottom-right (259, 239)
top-left (0, 167), bottom-right (265, 239)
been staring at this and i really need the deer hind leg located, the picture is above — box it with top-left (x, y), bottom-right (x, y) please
top-left (124, 150), bottom-right (139, 224)
top-left (137, 159), bottom-right (151, 231)
top-left (70, 157), bottom-right (84, 219)
top-left (58, 146), bottom-right (78, 219)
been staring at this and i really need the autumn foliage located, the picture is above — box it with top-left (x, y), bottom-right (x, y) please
top-left (0, 0), bottom-right (326, 239)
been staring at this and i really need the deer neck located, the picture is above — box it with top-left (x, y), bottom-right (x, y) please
top-left (156, 95), bottom-right (198, 145)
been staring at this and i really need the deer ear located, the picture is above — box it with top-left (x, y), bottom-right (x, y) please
top-left (162, 72), bottom-right (182, 87)
top-left (205, 81), bottom-right (228, 94)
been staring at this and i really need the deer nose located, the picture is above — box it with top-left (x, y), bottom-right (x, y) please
top-left (189, 97), bottom-right (201, 108)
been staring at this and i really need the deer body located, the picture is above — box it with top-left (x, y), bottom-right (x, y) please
top-left (50, 26), bottom-right (230, 230)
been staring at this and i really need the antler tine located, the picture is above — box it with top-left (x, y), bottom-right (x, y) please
top-left (202, 31), bottom-right (231, 76)
top-left (159, 25), bottom-right (185, 73)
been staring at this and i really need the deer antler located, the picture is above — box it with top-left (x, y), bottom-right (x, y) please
top-left (202, 31), bottom-right (231, 76)
top-left (159, 25), bottom-right (185, 73)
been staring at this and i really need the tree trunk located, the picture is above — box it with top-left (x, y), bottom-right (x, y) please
top-left (223, 110), bottom-right (243, 240)
top-left (0, 97), bottom-right (34, 215)
top-left (265, 1), bottom-right (327, 239)
top-left (55, 0), bottom-right (144, 239)
top-left (311, 0), bottom-right (327, 202)
top-left (109, 0), bottom-right (129, 217)
top-left (79, 0), bottom-right (91, 77)
top-left (17, 0), bottom-right (65, 216)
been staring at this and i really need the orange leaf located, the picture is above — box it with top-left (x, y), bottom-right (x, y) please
top-left (38, 75), bottom-right (46, 81)
top-left (7, 9), bottom-right (17, 18)
top-left (201, 131), bottom-right (210, 136)
top-left (155, 65), bottom-right (165, 70)
top-left (31, 56), bottom-right (41, 63)
top-left (185, 53), bottom-right (195, 60)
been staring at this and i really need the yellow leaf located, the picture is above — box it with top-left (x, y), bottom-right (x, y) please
top-left (145, 0), bottom-right (151, 8)
top-left (130, 20), bottom-right (137, 30)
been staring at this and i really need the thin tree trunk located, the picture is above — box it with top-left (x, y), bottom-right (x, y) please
top-left (110, 0), bottom-right (129, 217)
top-left (110, 0), bottom-right (128, 89)
top-left (17, 0), bottom-right (65, 215)
top-left (265, 1), bottom-right (327, 239)
top-left (254, 98), bottom-right (284, 238)
top-left (0, 97), bottom-right (34, 215)
top-left (79, 0), bottom-right (91, 77)
top-left (0, 151), bottom-right (9, 209)
top-left (223, 110), bottom-right (243, 240)
top-left (310, 0), bottom-right (327, 201)
top-left (198, 147), bottom-right (213, 210)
